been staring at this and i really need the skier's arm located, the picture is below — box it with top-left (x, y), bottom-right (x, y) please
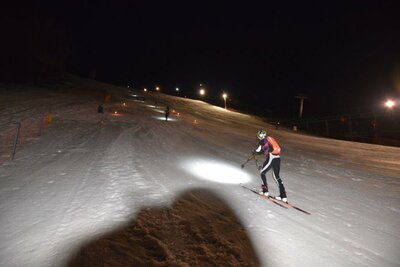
top-left (253, 145), bottom-right (262, 155)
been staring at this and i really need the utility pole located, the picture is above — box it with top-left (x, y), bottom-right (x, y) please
top-left (295, 94), bottom-right (309, 119)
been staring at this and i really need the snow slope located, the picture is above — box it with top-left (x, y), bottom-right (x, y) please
top-left (0, 81), bottom-right (399, 267)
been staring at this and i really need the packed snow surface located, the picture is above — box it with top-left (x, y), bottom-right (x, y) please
top-left (0, 81), bottom-right (399, 266)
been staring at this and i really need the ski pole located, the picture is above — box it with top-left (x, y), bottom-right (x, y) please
top-left (241, 153), bottom-right (256, 168)
top-left (240, 156), bottom-right (251, 168)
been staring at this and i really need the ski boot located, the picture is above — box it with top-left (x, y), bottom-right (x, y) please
top-left (275, 196), bottom-right (288, 203)
top-left (259, 185), bottom-right (269, 196)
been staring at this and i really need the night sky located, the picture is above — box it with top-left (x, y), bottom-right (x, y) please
top-left (2, 1), bottom-right (400, 117)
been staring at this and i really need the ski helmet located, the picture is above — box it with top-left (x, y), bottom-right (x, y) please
top-left (257, 129), bottom-right (267, 139)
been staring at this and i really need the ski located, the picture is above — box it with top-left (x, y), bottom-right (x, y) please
top-left (241, 185), bottom-right (288, 209)
top-left (271, 197), bottom-right (311, 215)
top-left (241, 184), bottom-right (311, 215)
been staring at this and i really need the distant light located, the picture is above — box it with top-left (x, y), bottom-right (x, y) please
top-left (183, 159), bottom-right (251, 184)
top-left (123, 102), bottom-right (126, 106)
top-left (385, 99), bottom-right (395, 109)
top-left (114, 111), bottom-right (118, 114)
top-left (199, 89), bottom-right (205, 96)
top-left (144, 88), bottom-right (147, 92)
top-left (156, 86), bottom-right (160, 91)
top-left (176, 87), bottom-right (179, 91)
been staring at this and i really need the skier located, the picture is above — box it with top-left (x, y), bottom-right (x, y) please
top-left (97, 104), bottom-right (104, 113)
top-left (165, 106), bottom-right (170, 121)
top-left (253, 129), bottom-right (287, 202)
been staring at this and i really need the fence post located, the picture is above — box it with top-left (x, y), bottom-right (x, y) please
top-left (372, 112), bottom-right (378, 144)
top-left (348, 116), bottom-right (353, 140)
top-left (325, 120), bottom-right (330, 137)
top-left (11, 122), bottom-right (21, 160)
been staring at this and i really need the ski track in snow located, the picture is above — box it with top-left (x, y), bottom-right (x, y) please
top-left (0, 85), bottom-right (399, 267)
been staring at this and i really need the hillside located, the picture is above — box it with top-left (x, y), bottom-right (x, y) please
top-left (0, 77), bottom-right (399, 267)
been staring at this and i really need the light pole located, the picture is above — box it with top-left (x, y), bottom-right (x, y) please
top-left (295, 94), bottom-right (309, 119)
top-left (222, 93), bottom-right (227, 109)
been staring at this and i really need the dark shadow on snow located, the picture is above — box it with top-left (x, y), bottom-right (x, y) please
top-left (65, 188), bottom-right (263, 267)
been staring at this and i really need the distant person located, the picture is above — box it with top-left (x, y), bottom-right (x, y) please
top-left (97, 104), bottom-right (104, 113)
top-left (253, 129), bottom-right (287, 202)
top-left (165, 106), bottom-right (170, 121)
top-left (97, 104), bottom-right (105, 124)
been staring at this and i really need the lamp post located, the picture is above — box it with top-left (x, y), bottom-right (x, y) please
top-left (295, 94), bottom-right (309, 119)
top-left (222, 93), bottom-right (227, 109)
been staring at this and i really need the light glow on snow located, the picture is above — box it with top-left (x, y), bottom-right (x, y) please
top-left (111, 112), bottom-right (123, 117)
top-left (211, 106), bottom-right (229, 112)
top-left (153, 116), bottom-right (177, 121)
top-left (183, 159), bottom-right (251, 184)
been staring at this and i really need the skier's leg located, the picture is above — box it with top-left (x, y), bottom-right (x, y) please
top-left (271, 157), bottom-right (287, 198)
top-left (260, 155), bottom-right (273, 194)
top-left (260, 173), bottom-right (268, 193)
